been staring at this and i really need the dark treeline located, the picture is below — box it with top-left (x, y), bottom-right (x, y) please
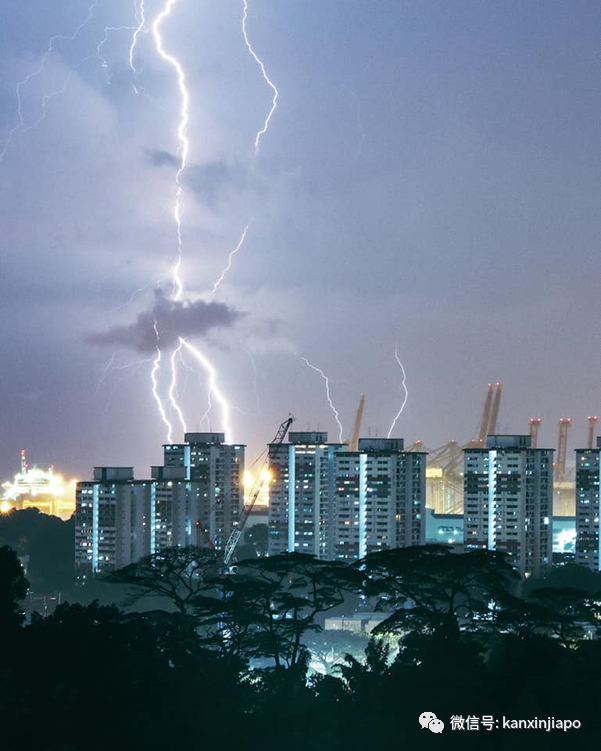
top-left (1, 543), bottom-right (600, 750)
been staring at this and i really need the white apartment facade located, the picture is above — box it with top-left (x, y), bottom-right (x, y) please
top-left (575, 437), bottom-right (601, 570)
top-left (267, 433), bottom-right (426, 560)
top-left (463, 435), bottom-right (553, 578)
top-left (75, 434), bottom-right (245, 579)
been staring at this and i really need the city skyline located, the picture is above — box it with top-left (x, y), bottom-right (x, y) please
top-left (0, 1), bottom-right (599, 481)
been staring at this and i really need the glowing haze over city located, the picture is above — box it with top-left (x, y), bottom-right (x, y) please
top-left (0, 0), bottom-right (598, 481)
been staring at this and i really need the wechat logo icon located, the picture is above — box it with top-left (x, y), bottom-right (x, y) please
top-left (419, 712), bottom-right (445, 733)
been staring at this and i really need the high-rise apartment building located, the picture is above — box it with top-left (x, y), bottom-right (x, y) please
top-left (575, 437), bottom-right (601, 570)
top-left (76, 434), bottom-right (244, 579)
top-left (75, 467), bottom-right (152, 580)
top-left (332, 439), bottom-right (426, 561)
top-left (463, 435), bottom-right (553, 578)
top-left (151, 433), bottom-right (245, 551)
top-left (267, 433), bottom-right (426, 560)
top-left (268, 432), bottom-right (344, 557)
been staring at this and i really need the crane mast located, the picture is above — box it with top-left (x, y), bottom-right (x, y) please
top-left (223, 416), bottom-right (294, 565)
top-left (529, 418), bottom-right (542, 448)
top-left (346, 394), bottom-right (366, 452)
top-left (555, 417), bottom-right (572, 482)
top-left (477, 384), bottom-right (494, 444)
top-left (488, 383), bottom-right (502, 435)
top-left (588, 415), bottom-right (598, 450)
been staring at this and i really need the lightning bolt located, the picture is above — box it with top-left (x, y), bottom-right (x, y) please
top-left (211, 223), bottom-right (251, 294)
top-left (95, 25), bottom-right (139, 85)
top-left (241, 0), bottom-right (278, 156)
top-left (0, 0), bottom-right (99, 162)
top-left (387, 346), bottom-right (409, 438)
top-left (151, 0), bottom-right (189, 302)
top-left (301, 357), bottom-right (344, 442)
top-left (151, 321), bottom-right (174, 443)
top-left (95, 350), bottom-right (153, 393)
top-left (129, 0), bottom-right (147, 92)
top-left (141, 1), bottom-right (238, 448)
top-left (245, 347), bottom-right (261, 415)
top-left (20, 20), bottom-right (135, 138)
top-left (200, 388), bottom-right (213, 430)
top-left (180, 339), bottom-right (233, 444)
top-left (169, 340), bottom-right (187, 436)
top-left (4, 9), bottom-right (143, 149)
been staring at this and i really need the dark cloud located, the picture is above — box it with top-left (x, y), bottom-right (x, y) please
top-left (87, 290), bottom-right (243, 352)
top-left (145, 149), bottom-right (180, 168)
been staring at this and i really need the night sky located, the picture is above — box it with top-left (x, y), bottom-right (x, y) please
top-left (0, 0), bottom-right (599, 481)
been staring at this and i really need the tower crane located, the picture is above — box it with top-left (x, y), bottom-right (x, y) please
top-left (488, 383), bottom-right (502, 435)
top-left (555, 417), bottom-right (572, 483)
top-left (588, 415), bottom-right (598, 450)
top-left (529, 418), bottom-right (542, 448)
top-left (477, 384), bottom-right (494, 444)
top-left (467, 382), bottom-right (502, 448)
top-left (223, 416), bottom-right (294, 566)
top-left (345, 394), bottom-right (366, 452)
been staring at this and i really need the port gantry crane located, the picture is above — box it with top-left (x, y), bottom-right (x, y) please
top-left (223, 415), bottom-right (294, 566)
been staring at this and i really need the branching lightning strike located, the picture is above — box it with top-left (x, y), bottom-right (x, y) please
top-left (95, 24), bottom-right (139, 84)
top-left (0, 0), bottom-right (99, 162)
top-left (96, 350), bottom-right (153, 393)
top-left (301, 357), bottom-right (344, 443)
top-left (387, 346), bottom-right (409, 438)
top-left (181, 339), bottom-right (233, 444)
top-left (129, 0), bottom-right (147, 92)
top-left (151, 321), bottom-right (174, 443)
top-left (211, 223), bottom-right (251, 293)
top-left (169, 341), bottom-right (187, 435)
top-left (144, 1), bottom-right (239, 445)
top-left (151, 0), bottom-right (189, 302)
top-left (241, 0), bottom-right (278, 156)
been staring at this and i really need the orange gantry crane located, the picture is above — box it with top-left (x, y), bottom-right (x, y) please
top-left (345, 394), bottom-right (366, 452)
top-left (529, 418), bottom-right (542, 448)
top-left (588, 415), bottom-right (598, 449)
top-left (470, 382), bottom-right (502, 447)
top-left (477, 384), bottom-right (495, 444)
top-left (555, 417), bottom-right (572, 483)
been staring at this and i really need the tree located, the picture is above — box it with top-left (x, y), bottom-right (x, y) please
top-left (106, 546), bottom-right (221, 615)
top-left (0, 508), bottom-right (74, 593)
top-left (0, 545), bottom-right (29, 637)
top-left (358, 545), bottom-right (518, 651)
top-left (194, 553), bottom-right (353, 670)
top-left (303, 628), bottom-right (369, 674)
top-left (238, 553), bottom-right (351, 669)
top-left (528, 587), bottom-right (598, 647)
top-left (334, 638), bottom-right (391, 697)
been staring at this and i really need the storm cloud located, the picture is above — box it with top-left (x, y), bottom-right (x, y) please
top-left (145, 149), bottom-right (180, 168)
top-left (87, 290), bottom-right (243, 353)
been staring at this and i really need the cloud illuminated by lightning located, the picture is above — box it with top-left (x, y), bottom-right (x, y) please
top-left (0, 0), bottom-right (99, 162)
top-left (387, 346), bottom-right (409, 438)
top-left (151, 321), bottom-right (174, 442)
top-left (211, 223), bottom-right (251, 293)
top-left (151, 0), bottom-right (189, 302)
top-left (180, 338), bottom-right (233, 444)
top-left (241, 0), bottom-right (278, 156)
top-left (301, 357), bottom-right (344, 442)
